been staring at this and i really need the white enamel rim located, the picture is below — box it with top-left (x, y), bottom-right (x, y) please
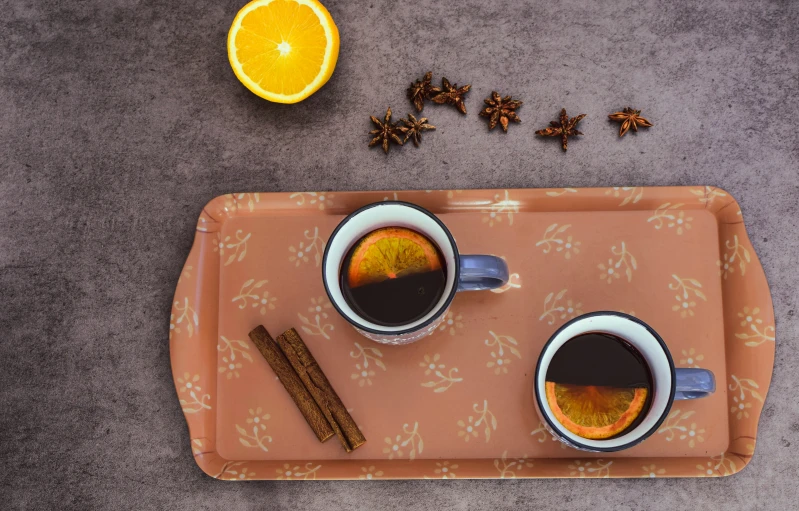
top-left (323, 202), bottom-right (458, 334)
top-left (535, 313), bottom-right (675, 450)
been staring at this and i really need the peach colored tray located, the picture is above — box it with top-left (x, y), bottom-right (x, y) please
top-left (170, 187), bottom-right (775, 480)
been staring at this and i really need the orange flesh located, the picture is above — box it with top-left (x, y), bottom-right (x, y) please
top-left (346, 227), bottom-right (442, 288)
top-left (545, 381), bottom-right (648, 440)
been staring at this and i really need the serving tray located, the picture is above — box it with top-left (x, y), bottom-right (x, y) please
top-left (170, 187), bottom-right (775, 479)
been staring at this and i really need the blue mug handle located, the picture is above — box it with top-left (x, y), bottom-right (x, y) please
top-left (675, 368), bottom-right (716, 400)
top-left (457, 255), bottom-right (509, 291)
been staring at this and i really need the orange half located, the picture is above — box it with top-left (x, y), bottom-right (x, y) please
top-left (346, 227), bottom-right (442, 288)
top-left (545, 382), bottom-right (648, 440)
top-left (227, 0), bottom-right (339, 103)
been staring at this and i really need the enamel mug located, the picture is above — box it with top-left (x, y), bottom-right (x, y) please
top-left (322, 201), bottom-right (509, 345)
top-left (534, 311), bottom-right (716, 452)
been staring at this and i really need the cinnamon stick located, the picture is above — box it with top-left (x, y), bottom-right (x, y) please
top-left (276, 328), bottom-right (366, 451)
top-left (274, 331), bottom-right (352, 452)
top-left (248, 325), bottom-right (334, 443)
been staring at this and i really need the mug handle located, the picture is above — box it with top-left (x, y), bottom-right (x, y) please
top-left (457, 255), bottom-right (509, 291)
top-left (675, 368), bottom-right (716, 400)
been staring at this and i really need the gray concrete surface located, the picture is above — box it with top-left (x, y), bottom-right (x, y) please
top-left (2, 0), bottom-right (798, 509)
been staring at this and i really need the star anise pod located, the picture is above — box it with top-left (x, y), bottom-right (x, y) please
top-left (535, 108), bottom-right (586, 151)
top-left (369, 107), bottom-right (403, 154)
top-left (479, 92), bottom-right (522, 132)
top-left (608, 107), bottom-right (653, 137)
top-left (407, 71), bottom-right (434, 112)
top-left (429, 77), bottom-right (471, 114)
top-left (399, 114), bottom-right (435, 146)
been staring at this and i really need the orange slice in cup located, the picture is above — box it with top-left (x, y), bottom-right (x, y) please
top-left (346, 227), bottom-right (443, 288)
top-left (545, 382), bottom-right (648, 440)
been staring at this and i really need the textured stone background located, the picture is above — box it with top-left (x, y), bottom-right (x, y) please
top-left (2, 0), bottom-right (798, 509)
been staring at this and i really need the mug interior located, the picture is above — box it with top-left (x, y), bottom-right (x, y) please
top-left (534, 312), bottom-right (675, 451)
top-left (323, 202), bottom-right (459, 334)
